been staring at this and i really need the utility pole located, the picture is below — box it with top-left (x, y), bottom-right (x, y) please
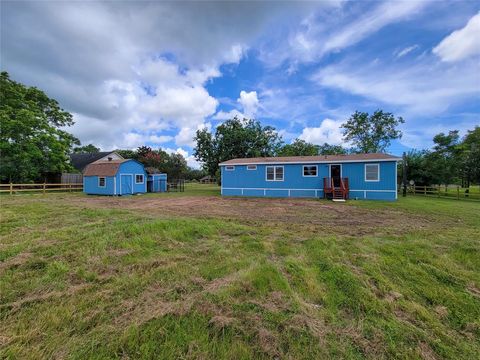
top-left (402, 152), bottom-right (407, 197)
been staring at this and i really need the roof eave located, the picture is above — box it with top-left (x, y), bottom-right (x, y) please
top-left (219, 158), bottom-right (401, 166)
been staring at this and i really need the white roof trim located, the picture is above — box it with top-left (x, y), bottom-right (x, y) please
top-left (220, 158), bottom-right (400, 166)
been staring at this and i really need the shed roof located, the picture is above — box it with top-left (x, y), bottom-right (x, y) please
top-left (83, 159), bottom-right (130, 176)
top-left (219, 153), bottom-right (400, 166)
top-left (70, 151), bottom-right (122, 171)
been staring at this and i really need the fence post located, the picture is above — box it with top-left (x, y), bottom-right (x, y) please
top-left (457, 186), bottom-right (459, 200)
top-left (438, 186), bottom-right (440, 198)
top-left (424, 185), bottom-right (426, 195)
top-left (10, 182), bottom-right (13, 195)
top-left (43, 182), bottom-right (46, 194)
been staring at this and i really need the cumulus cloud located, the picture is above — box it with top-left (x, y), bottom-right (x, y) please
top-left (433, 12), bottom-right (480, 62)
top-left (237, 91), bottom-right (259, 118)
top-left (299, 119), bottom-right (344, 145)
top-left (213, 90), bottom-right (260, 120)
top-left (1, 1), bottom-right (305, 150)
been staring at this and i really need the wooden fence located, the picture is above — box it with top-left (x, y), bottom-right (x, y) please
top-left (404, 185), bottom-right (480, 201)
top-left (0, 183), bottom-right (83, 194)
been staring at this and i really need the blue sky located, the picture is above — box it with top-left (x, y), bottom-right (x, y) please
top-left (2, 1), bottom-right (479, 167)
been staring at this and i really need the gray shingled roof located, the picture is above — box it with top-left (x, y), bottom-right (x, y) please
top-left (219, 153), bottom-right (400, 165)
top-left (70, 152), bottom-right (117, 172)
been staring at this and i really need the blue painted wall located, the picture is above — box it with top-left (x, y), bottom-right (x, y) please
top-left (148, 174), bottom-right (167, 192)
top-left (84, 160), bottom-right (147, 195)
top-left (221, 161), bottom-right (398, 200)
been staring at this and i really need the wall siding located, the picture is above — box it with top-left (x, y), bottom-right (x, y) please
top-left (221, 161), bottom-right (397, 201)
top-left (84, 160), bottom-right (147, 195)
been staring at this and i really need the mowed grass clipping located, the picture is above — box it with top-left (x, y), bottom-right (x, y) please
top-left (0, 189), bottom-right (479, 359)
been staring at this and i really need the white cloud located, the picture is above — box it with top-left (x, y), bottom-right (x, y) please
top-left (174, 123), bottom-right (211, 148)
top-left (396, 44), bottom-right (419, 58)
top-left (260, 1), bottom-right (428, 67)
top-left (313, 56), bottom-right (480, 114)
top-left (2, 1), bottom-right (308, 150)
top-left (323, 1), bottom-right (426, 54)
top-left (433, 12), bottom-right (480, 62)
top-left (299, 119), bottom-right (344, 145)
top-left (212, 109), bottom-right (245, 121)
top-left (149, 135), bottom-right (173, 144)
top-left (163, 147), bottom-right (200, 169)
top-left (212, 90), bottom-right (260, 120)
top-left (237, 91), bottom-right (259, 118)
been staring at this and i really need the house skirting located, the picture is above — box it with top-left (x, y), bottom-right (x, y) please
top-left (221, 187), bottom-right (397, 200)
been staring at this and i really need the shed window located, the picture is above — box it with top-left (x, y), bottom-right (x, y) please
top-left (365, 164), bottom-right (380, 181)
top-left (135, 174), bottom-right (144, 184)
top-left (303, 165), bottom-right (317, 177)
top-left (266, 166), bottom-right (284, 181)
top-left (225, 166), bottom-right (235, 171)
top-left (98, 177), bottom-right (106, 187)
top-left (247, 165), bottom-right (257, 170)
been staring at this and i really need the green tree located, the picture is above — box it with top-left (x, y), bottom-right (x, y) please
top-left (0, 72), bottom-right (79, 182)
top-left (115, 149), bottom-right (137, 159)
top-left (278, 139), bottom-right (319, 156)
top-left (165, 153), bottom-right (188, 180)
top-left (341, 110), bottom-right (404, 153)
top-left (460, 127), bottom-right (480, 186)
top-left (318, 143), bottom-right (348, 155)
top-left (427, 130), bottom-right (461, 186)
top-left (73, 144), bottom-right (100, 153)
top-left (401, 149), bottom-right (433, 186)
top-left (194, 117), bottom-right (283, 175)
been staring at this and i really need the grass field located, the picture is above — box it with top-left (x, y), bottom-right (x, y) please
top-left (1, 184), bottom-right (479, 359)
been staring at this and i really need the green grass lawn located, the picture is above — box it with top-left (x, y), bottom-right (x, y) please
top-left (1, 186), bottom-right (479, 359)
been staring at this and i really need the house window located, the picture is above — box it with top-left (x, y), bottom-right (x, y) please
top-left (266, 166), bottom-right (284, 181)
top-left (247, 165), bottom-right (257, 170)
top-left (303, 165), bottom-right (317, 177)
top-left (365, 164), bottom-right (380, 181)
top-left (225, 166), bottom-right (235, 171)
top-left (135, 174), bottom-right (144, 184)
top-left (98, 177), bottom-right (106, 187)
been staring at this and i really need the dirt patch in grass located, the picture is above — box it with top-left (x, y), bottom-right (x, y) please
top-left (2, 283), bottom-right (91, 313)
top-left (466, 283), bottom-right (480, 298)
top-left (418, 342), bottom-right (438, 360)
top-left (0, 252), bottom-right (33, 272)
top-left (69, 195), bottom-right (434, 236)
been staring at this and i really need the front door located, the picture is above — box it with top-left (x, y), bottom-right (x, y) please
top-left (121, 175), bottom-right (132, 195)
top-left (330, 164), bottom-right (341, 188)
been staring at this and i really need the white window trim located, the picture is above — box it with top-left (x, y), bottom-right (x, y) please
top-left (266, 165), bottom-right (284, 181)
top-left (98, 177), bottom-right (106, 188)
top-left (302, 165), bottom-right (318, 177)
top-left (247, 165), bottom-right (257, 170)
top-left (135, 174), bottom-right (144, 184)
top-left (365, 163), bottom-right (380, 182)
top-left (225, 165), bottom-right (235, 171)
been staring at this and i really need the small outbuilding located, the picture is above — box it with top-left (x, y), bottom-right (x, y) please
top-left (147, 173), bottom-right (167, 193)
top-left (83, 158), bottom-right (166, 196)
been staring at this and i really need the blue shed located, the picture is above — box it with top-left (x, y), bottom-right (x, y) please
top-left (220, 153), bottom-right (400, 201)
top-left (147, 173), bottom-right (167, 193)
top-left (83, 159), bottom-right (148, 195)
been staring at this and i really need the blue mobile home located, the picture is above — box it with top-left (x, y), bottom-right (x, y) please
top-left (220, 153), bottom-right (400, 201)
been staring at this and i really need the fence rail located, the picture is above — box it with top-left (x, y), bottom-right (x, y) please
top-left (0, 183), bottom-right (83, 194)
top-left (404, 185), bottom-right (480, 201)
